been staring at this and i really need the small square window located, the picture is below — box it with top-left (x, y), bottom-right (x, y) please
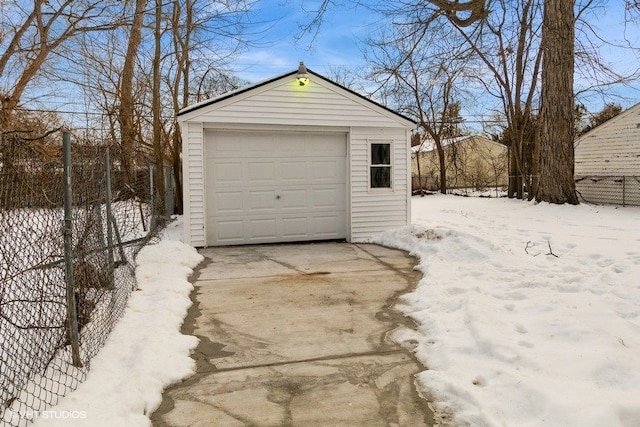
top-left (370, 143), bottom-right (392, 188)
top-left (371, 143), bottom-right (391, 165)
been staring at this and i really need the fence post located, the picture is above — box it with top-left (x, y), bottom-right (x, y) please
top-left (164, 165), bottom-right (174, 216)
top-left (62, 131), bottom-right (83, 367)
top-left (104, 149), bottom-right (115, 286)
top-left (149, 163), bottom-right (156, 230)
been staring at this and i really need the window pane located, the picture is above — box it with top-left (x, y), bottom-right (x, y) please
top-left (371, 166), bottom-right (391, 188)
top-left (371, 143), bottom-right (390, 165)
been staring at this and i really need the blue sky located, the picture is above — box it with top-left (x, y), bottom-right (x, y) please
top-left (233, 0), bottom-right (640, 118)
top-left (233, 0), bottom-right (382, 82)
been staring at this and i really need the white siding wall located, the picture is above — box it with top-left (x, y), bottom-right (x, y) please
top-left (182, 78), bottom-right (405, 129)
top-left (179, 73), bottom-right (414, 246)
top-left (575, 103), bottom-right (640, 176)
top-left (182, 121), bottom-right (205, 246)
top-left (349, 127), bottom-right (410, 242)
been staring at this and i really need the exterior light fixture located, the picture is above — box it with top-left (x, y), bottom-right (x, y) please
top-left (296, 61), bottom-right (309, 86)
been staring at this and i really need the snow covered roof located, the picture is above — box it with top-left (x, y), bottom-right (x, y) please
top-left (411, 134), bottom-right (498, 154)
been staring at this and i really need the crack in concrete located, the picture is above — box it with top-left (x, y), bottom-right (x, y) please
top-left (206, 349), bottom-right (405, 373)
top-left (354, 243), bottom-right (435, 426)
top-left (151, 243), bottom-right (434, 426)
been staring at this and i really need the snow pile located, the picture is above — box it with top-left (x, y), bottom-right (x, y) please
top-left (31, 227), bottom-right (203, 427)
top-left (375, 194), bottom-right (640, 427)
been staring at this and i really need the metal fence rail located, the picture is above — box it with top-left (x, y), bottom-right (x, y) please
top-left (0, 131), bottom-right (162, 426)
top-left (575, 176), bottom-right (640, 207)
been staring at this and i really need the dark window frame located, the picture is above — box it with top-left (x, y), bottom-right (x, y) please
top-left (369, 142), bottom-right (392, 189)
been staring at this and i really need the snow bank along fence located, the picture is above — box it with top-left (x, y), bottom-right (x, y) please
top-left (575, 176), bottom-right (640, 207)
top-left (0, 131), bottom-right (165, 426)
top-left (411, 172), bottom-right (508, 194)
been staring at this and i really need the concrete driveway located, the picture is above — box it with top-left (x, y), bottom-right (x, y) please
top-left (151, 242), bottom-right (432, 426)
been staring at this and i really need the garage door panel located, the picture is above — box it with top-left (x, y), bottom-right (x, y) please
top-left (309, 159), bottom-right (345, 182)
top-left (282, 217), bottom-right (309, 238)
top-left (247, 161), bottom-right (276, 183)
top-left (279, 134), bottom-right (306, 152)
top-left (247, 190), bottom-right (277, 210)
top-left (215, 191), bottom-right (243, 212)
top-left (206, 130), bottom-right (347, 245)
top-left (210, 160), bottom-right (243, 184)
top-left (312, 187), bottom-right (344, 208)
top-left (304, 134), bottom-right (345, 155)
top-left (206, 131), bottom-right (241, 155)
top-left (244, 138), bottom-right (277, 156)
top-left (249, 218), bottom-right (277, 240)
top-left (314, 213), bottom-right (345, 236)
top-left (280, 161), bottom-right (307, 182)
top-left (280, 189), bottom-right (307, 209)
top-left (215, 219), bottom-right (244, 242)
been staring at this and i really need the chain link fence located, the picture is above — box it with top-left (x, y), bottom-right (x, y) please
top-left (575, 176), bottom-right (640, 207)
top-left (0, 131), bottom-right (165, 426)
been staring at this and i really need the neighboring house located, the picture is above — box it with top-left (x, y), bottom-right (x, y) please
top-left (575, 102), bottom-right (640, 206)
top-left (412, 135), bottom-right (508, 191)
top-left (177, 63), bottom-right (415, 247)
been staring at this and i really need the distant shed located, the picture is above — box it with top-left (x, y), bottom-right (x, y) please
top-left (411, 135), bottom-right (508, 192)
top-left (177, 64), bottom-right (415, 247)
top-left (575, 102), bottom-right (640, 206)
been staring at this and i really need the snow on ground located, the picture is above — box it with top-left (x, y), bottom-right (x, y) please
top-left (28, 217), bottom-right (203, 427)
top-left (374, 194), bottom-right (640, 427)
top-left (19, 199), bottom-right (640, 426)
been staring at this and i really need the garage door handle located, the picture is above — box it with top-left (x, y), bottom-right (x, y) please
top-left (276, 195), bottom-right (281, 199)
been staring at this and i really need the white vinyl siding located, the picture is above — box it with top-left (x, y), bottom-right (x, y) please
top-left (179, 78), bottom-right (409, 129)
top-left (181, 121), bottom-right (205, 247)
top-left (574, 103), bottom-right (640, 206)
top-left (350, 128), bottom-right (410, 242)
top-left (575, 103), bottom-right (640, 176)
top-left (179, 71), bottom-right (413, 246)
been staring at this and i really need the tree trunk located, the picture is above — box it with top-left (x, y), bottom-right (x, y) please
top-left (167, 0), bottom-right (191, 214)
top-left (435, 139), bottom-right (447, 194)
top-left (508, 144), bottom-right (516, 198)
top-left (415, 150), bottom-right (425, 196)
top-left (152, 0), bottom-right (166, 220)
top-left (171, 126), bottom-right (184, 214)
top-left (118, 0), bottom-right (147, 185)
top-left (537, 0), bottom-right (579, 204)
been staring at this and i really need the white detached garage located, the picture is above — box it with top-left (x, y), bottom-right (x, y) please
top-left (178, 63), bottom-right (414, 247)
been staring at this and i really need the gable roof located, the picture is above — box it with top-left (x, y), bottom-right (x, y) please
top-left (576, 102), bottom-right (640, 144)
top-left (177, 67), bottom-right (415, 127)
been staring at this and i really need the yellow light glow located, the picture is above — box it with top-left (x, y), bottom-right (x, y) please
top-left (296, 61), bottom-right (309, 87)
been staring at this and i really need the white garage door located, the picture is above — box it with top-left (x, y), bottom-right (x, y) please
top-left (204, 130), bottom-right (347, 245)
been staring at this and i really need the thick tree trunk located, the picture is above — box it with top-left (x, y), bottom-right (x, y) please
top-left (152, 0), bottom-right (165, 220)
top-left (118, 0), bottom-right (147, 185)
top-left (537, 0), bottom-right (579, 204)
top-left (435, 140), bottom-right (447, 194)
top-left (171, 127), bottom-right (183, 214)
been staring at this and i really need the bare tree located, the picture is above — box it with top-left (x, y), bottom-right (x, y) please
top-left (152, 0), bottom-right (166, 218)
top-left (0, 0), bottom-right (123, 128)
top-left (162, 0), bottom-right (252, 213)
top-left (118, 0), bottom-right (148, 184)
top-left (366, 21), bottom-right (471, 194)
top-left (424, 0), bottom-right (636, 204)
top-left (579, 102), bottom-right (623, 135)
top-left (426, 0), bottom-right (544, 199)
